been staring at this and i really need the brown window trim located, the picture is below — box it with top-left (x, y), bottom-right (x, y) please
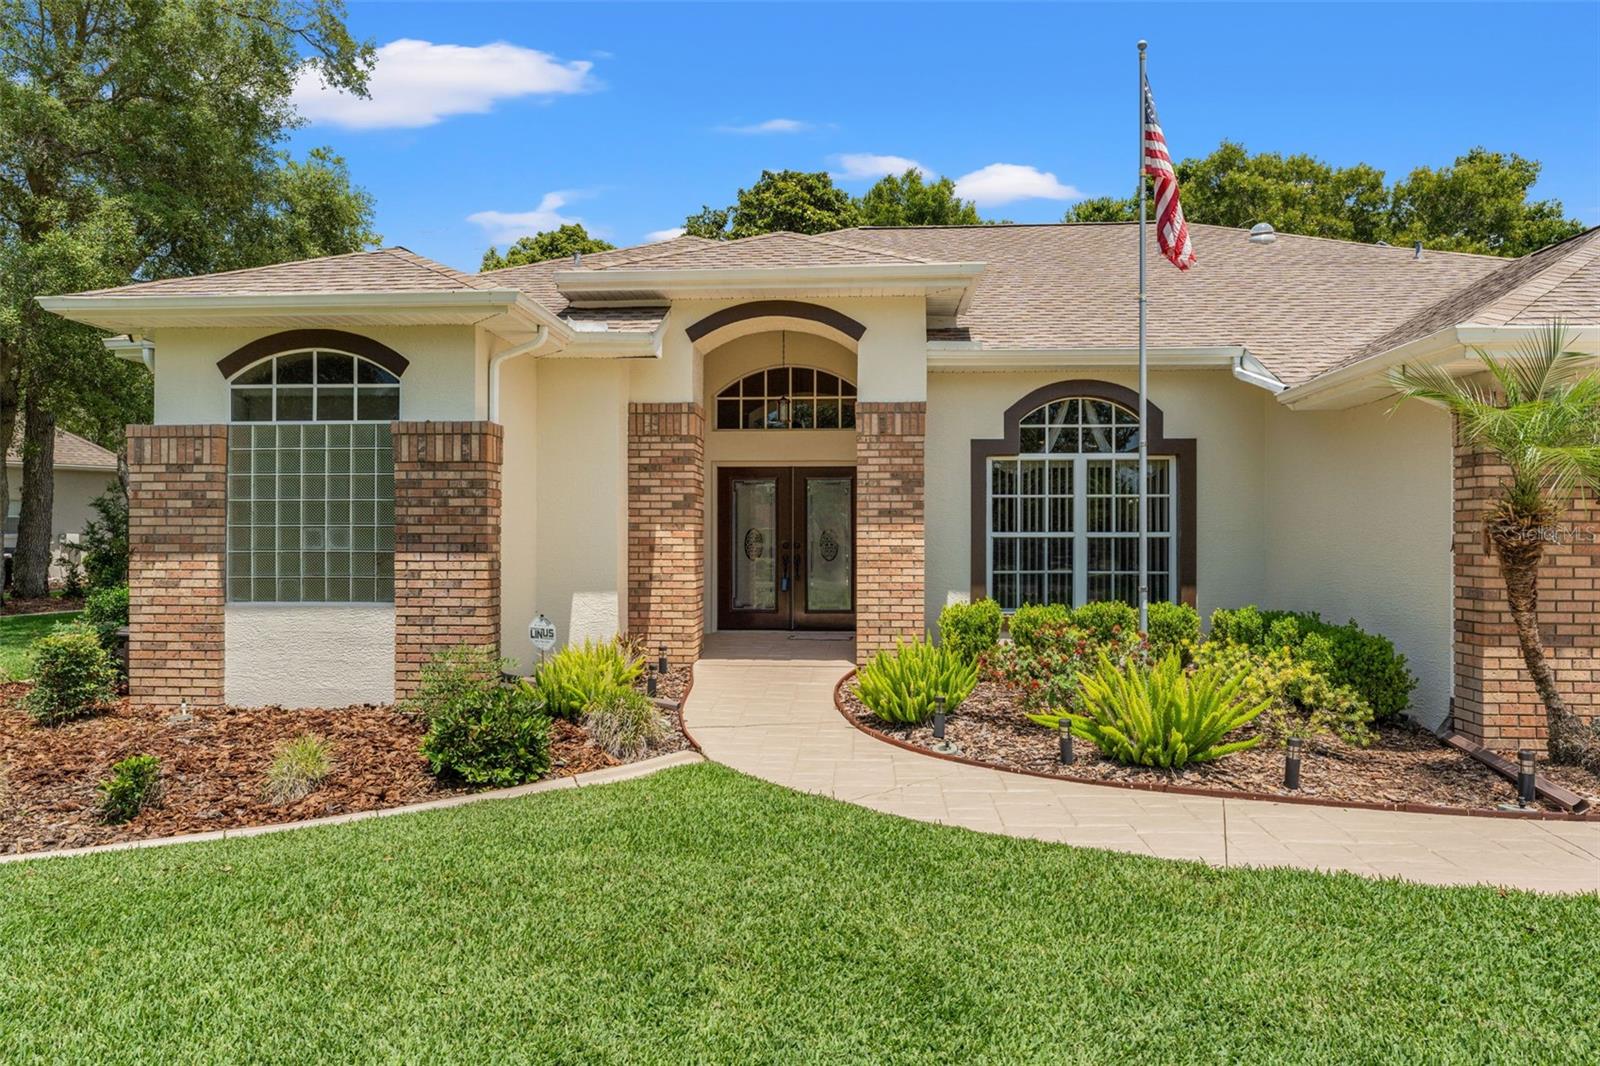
top-left (216, 329), bottom-right (410, 379)
top-left (685, 300), bottom-right (867, 345)
top-left (969, 378), bottom-right (1197, 608)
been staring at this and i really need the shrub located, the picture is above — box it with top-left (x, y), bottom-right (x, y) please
top-left (1192, 640), bottom-right (1374, 748)
top-left (59, 559), bottom-right (85, 599)
top-left (856, 637), bottom-right (979, 724)
top-left (399, 644), bottom-right (510, 721)
top-left (265, 734), bottom-right (334, 805)
top-left (24, 621), bottom-right (116, 724)
top-left (1146, 601), bottom-right (1200, 660)
top-left (420, 681), bottom-right (551, 788)
top-left (535, 640), bottom-right (644, 720)
top-left (80, 483), bottom-right (129, 591)
top-left (1007, 603), bottom-right (1072, 650)
top-left (99, 754), bottom-right (162, 823)
top-left (1209, 605), bottom-right (1265, 647)
top-left (583, 688), bottom-right (668, 759)
top-left (82, 584), bottom-right (130, 651)
top-left (1039, 652), bottom-right (1266, 769)
top-left (938, 598), bottom-right (1003, 663)
top-left (985, 624), bottom-right (1146, 716)
top-left (1070, 600), bottom-right (1139, 642)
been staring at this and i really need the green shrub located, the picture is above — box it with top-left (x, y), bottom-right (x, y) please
top-left (407, 644), bottom-right (553, 787)
top-left (60, 560), bottom-right (85, 599)
top-left (938, 599), bottom-right (1003, 663)
top-left (265, 734), bottom-right (334, 805)
top-left (1146, 601), bottom-right (1200, 660)
top-left (583, 688), bottom-right (668, 759)
top-left (1209, 605), bottom-right (1265, 647)
top-left (535, 640), bottom-right (644, 720)
top-left (23, 621), bottom-right (116, 725)
top-left (399, 644), bottom-right (509, 721)
top-left (1037, 652), bottom-right (1266, 769)
top-left (80, 483), bottom-right (129, 591)
top-left (985, 624), bottom-right (1146, 716)
top-left (1007, 603), bottom-right (1072, 650)
top-left (856, 637), bottom-right (979, 724)
top-left (1070, 600), bottom-right (1139, 642)
top-left (82, 584), bottom-right (129, 651)
top-left (99, 754), bottom-right (162, 823)
top-left (1192, 640), bottom-right (1374, 748)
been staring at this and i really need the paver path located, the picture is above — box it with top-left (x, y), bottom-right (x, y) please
top-left (685, 632), bottom-right (1600, 894)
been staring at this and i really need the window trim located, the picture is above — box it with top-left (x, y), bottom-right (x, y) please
top-left (969, 379), bottom-right (1197, 607)
top-left (216, 329), bottom-right (409, 380)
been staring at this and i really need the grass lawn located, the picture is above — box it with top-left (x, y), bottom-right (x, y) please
top-left (2, 763), bottom-right (1596, 1063)
top-left (0, 610), bottom-right (79, 679)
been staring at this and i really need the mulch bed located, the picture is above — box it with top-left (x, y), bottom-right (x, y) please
top-left (634, 665), bottom-right (693, 705)
top-left (1, 596), bottom-right (84, 616)
top-left (0, 680), bottom-right (691, 855)
top-left (840, 679), bottom-right (1600, 816)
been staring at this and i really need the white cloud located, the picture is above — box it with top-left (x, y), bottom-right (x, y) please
top-left (645, 227), bottom-right (687, 243)
top-left (832, 153), bottom-right (928, 181)
top-left (717, 118), bottom-right (812, 134)
top-left (467, 192), bottom-right (582, 245)
top-left (293, 39), bottom-right (596, 129)
top-left (953, 163), bottom-right (1081, 206)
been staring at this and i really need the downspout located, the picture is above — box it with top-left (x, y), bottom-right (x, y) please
top-left (487, 326), bottom-right (548, 423)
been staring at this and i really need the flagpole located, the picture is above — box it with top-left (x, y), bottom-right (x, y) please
top-left (1136, 39), bottom-right (1149, 635)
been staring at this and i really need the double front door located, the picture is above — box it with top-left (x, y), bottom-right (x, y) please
top-left (718, 467), bottom-right (855, 630)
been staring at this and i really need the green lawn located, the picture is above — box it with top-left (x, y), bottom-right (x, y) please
top-left (2, 763), bottom-right (1595, 1063)
top-left (0, 610), bottom-right (79, 679)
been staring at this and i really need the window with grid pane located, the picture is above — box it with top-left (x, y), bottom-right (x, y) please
top-left (987, 397), bottom-right (1175, 612)
top-left (714, 366), bottom-right (856, 429)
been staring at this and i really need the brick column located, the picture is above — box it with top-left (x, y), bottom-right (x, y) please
top-left (627, 403), bottom-right (705, 666)
top-left (855, 402), bottom-right (926, 665)
top-left (1453, 432), bottom-right (1600, 752)
top-left (126, 425), bottom-right (228, 708)
top-left (393, 421), bottom-right (503, 698)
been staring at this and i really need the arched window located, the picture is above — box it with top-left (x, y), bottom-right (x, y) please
top-left (986, 396), bottom-right (1177, 610)
top-left (229, 350), bottom-right (400, 423)
top-left (715, 366), bottom-right (857, 429)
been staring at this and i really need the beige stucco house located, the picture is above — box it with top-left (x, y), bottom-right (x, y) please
top-left (37, 223), bottom-right (1600, 747)
top-left (4, 428), bottom-right (120, 578)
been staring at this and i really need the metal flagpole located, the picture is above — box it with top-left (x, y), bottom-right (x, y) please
top-left (1136, 40), bottom-right (1149, 635)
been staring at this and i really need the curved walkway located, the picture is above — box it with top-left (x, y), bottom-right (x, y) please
top-left (685, 633), bottom-right (1600, 894)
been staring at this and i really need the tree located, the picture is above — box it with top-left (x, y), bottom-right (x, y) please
top-left (1390, 324), bottom-right (1600, 768)
top-left (1063, 195), bottom-right (1137, 223)
top-left (857, 169), bottom-right (980, 227)
top-left (1390, 148), bottom-right (1583, 258)
top-left (480, 224), bottom-right (615, 271)
top-left (1, 0), bottom-right (374, 598)
top-left (683, 170), bottom-right (859, 239)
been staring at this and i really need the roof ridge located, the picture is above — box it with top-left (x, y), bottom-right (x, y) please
top-left (801, 230), bottom-right (940, 263)
top-left (1474, 229), bottom-right (1600, 325)
top-left (474, 235), bottom-right (713, 278)
top-left (381, 247), bottom-right (493, 290)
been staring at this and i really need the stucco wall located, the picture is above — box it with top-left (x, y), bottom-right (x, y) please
top-left (224, 605), bottom-right (395, 707)
top-left (1263, 399), bottom-right (1454, 727)
top-left (4, 465), bottom-right (116, 541)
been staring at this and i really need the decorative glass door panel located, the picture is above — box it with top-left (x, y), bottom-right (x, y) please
top-left (730, 477), bottom-right (779, 612)
top-left (797, 472), bottom-right (854, 627)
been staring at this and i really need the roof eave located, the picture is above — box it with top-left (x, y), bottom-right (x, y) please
top-left (36, 289), bottom-right (549, 333)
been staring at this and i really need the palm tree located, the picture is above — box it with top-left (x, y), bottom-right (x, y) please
top-left (1391, 322), bottom-right (1600, 767)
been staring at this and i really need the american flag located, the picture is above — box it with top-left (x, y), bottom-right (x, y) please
top-left (1142, 73), bottom-right (1196, 270)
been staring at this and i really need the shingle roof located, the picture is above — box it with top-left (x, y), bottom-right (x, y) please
top-left (75, 247), bottom-right (494, 297)
top-left (6, 428), bottom-right (119, 471)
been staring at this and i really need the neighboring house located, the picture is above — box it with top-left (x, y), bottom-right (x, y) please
top-left (37, 224), bottom-right (1600, 748)
top-left (4, 428), bottom-right (120, 579)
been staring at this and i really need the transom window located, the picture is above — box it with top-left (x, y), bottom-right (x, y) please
top-left (715, 366), bottom-right (857, 429)
top-left (230, 350), bottom-right (400, 423)
top-left (987, 397), bottom-right (1176, 611)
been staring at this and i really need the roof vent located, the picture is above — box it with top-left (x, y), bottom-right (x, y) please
top-left (1413, 240), bottom-right (1423, 260)
top-left (1248, 222), bottom-right (1276, 245)
top-left (1376, 240), bottom-right (1391, 247)
top-left (573, 251), bottom-right (583, 266)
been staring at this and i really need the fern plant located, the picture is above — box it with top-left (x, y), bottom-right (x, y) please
top-left (856, 637), bottom-right (978, 724)
top-left (534, 639), bottom-right (644, 719)
top-left (1032, 652), bottom-right (1267, 769)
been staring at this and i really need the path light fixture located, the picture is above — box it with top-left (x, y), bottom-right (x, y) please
top-left (1518, 749), bottom-right (1537, 807)
top-left (1284, 736), bottom-right (1303, 791)
top-left (647, 663), bottom-right (658, 698)
top-left (932, 697), bottom-right (947, 741)
top-left (658, 644), bottom-right (668, 675)
top-left (1059, 718), bottom-right (1075, 765)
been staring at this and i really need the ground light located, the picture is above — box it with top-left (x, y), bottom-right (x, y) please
top-left (658, 644), bottom-right (668, 675)
top-left (1058, 719), bottom-right (1075, 765)
top-left (646, 663), bottom-right (658, 698)
top-left (1519, 749), bottom-right (1537, 807)
top-left (1284, 736), bottom-right (1304, 790)
top-left (931, 697), bottom-right (958, 754)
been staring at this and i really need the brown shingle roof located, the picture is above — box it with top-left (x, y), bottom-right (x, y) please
top-left (6, 428), bottom-right (118, 471)
top-left (75, 247), bottom-right (495, 297)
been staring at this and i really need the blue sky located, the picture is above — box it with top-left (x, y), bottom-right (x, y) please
top-left (286, 2), bottom-right (1600, 272)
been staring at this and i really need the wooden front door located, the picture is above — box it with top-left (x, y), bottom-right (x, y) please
top-left (717, 467), bottom-right (855, 631)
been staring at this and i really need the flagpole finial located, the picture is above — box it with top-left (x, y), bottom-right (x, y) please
top-left (1137, 39), bottom-right (1147, 51)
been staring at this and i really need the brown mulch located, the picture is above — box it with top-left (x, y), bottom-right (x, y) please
top-left (1, 596), bottom-right (84, 616)
top-left (633, 665), bottom-right (693, 704)
top-left (0, 681), bottom-right (690, 855)
top-left (841, 679), bottom-right (1600, 815)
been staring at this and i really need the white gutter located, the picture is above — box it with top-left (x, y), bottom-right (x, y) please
top-left (103, 335), bottom-right (155, 371)
top-left (926, 345), bottom-right (1249, 370)
top-left (1231, 351), bottom-right (1287, 394)
top-left (487, 326), bottom-right (549, 423)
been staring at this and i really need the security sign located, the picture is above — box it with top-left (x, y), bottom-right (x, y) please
top-left (528, 614), bottom-right (558, 653)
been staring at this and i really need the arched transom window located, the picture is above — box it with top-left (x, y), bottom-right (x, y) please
top-left (229, 349), bottom-right (400, 423)
top-left (987, 397), bottom-right (1176, 610)
top-left (715, 366), bottom-right (857, 429)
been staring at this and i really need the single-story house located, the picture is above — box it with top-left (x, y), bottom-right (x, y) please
top-left (4, 428), bottom-right (120, 579)
top-left (37, 223), bottom-right (1600, 748)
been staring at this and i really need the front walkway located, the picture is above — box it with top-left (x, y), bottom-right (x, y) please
top-left (686, 632), bottom-right (1600, 894)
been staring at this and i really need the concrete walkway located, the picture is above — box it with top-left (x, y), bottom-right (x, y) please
top-left (685, 633), bottom-right (1600, 894)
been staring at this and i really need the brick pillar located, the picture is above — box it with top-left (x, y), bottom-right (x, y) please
top-left (627, 403), bottom-right (705, 666)
top-left (393, 421), bottom-right (503, 698)
top-left (1453, 431), bottom-right (1600, 752)
top-left (126, 425), bottom-right (228, 708)
top-left (855, 402), bottom-right (926, 665)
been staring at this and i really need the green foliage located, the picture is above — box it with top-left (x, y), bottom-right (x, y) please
top-left (1062, 195), bottom-right (1138, 223)
top-left (1192, 640), bottom-right (1374, 748)
top-left (986, 623), bottom-right (1146, 716)
top-left (81, 583), bottom-right (129, 651)
top-left (937, 598), bottom-right (1002, 663)
top-left (408, 646), bottom-right (551, 787)
top-left (582, 687), bottom-right (668, 760)
top-left (480, 223), bottom-right (616, 271)
top-left (23, 620), bottom-right (115, 724)
top-left (857, 169), bottom-right (980, 227)
top-left (1145, 601), bottom-right (1200, 660)
top-left (399, 644), bottom-right (509, 721)
top-left (856, 637), bottom-right (978, 724)
top-left (265, 734), bottom-right (334, 805)
top-left (1046, 653), bottom-right (1266, 769)
top-left (98, 754), bottom-right (162, 824)
top-left (1006, 603), bottom-right (1072, 650)
top-left (1389, 147), bottom-right (1585, 257)
top-left (1209, 605), bottom-right (1265, 647)
top-left (59, 559), bottom-right (85, 599)
top-left (684, 169), bottom-right (860, 239)
top-left (1071, 600), bottom-right (1139, 642)
top-left (79, 483), bottom-right (128, 590)
top-left (535, 640), bottom-right (644, 720)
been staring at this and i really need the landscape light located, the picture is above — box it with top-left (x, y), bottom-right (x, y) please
top-left (647, 663), bottom-right (658, 698)
top-left (658, 644), bottom-right (668, 675)
top-left (1518, 749), bottom-right (1536, 807)
top-left (1284, 736), bottom-right (1303, 791)
top-left (932, 697), bottom-right (947, 742)
top-left (1059, 719), bottom-right (1075, 765)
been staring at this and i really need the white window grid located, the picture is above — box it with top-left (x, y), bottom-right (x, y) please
top-left (228, 350), bottom-right (400, 423)
top-left (714, 365), bottom-right (857, 430)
